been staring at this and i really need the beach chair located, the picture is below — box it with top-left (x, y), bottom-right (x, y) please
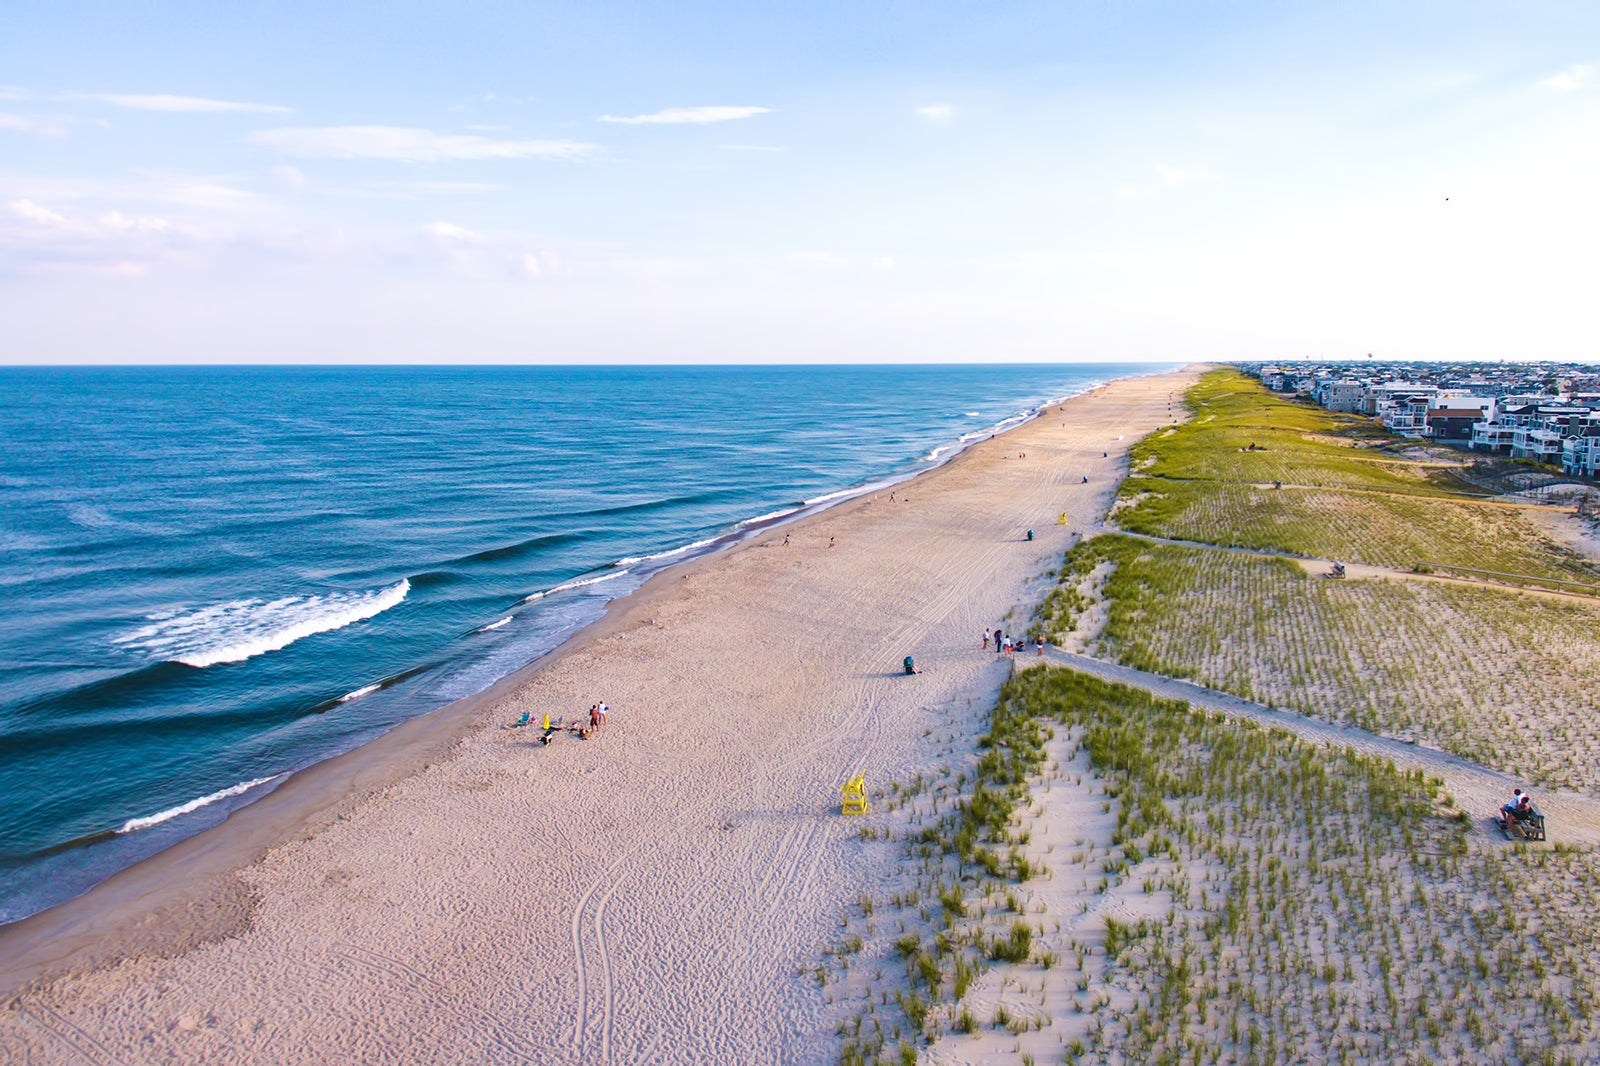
top-left (508, 712), bottom-right (530, 729)
top-left (840, 775), bottom-right (868, 816)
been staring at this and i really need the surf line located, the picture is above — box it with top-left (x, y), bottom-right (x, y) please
top-left (116, 774), bottom-right (286, 835)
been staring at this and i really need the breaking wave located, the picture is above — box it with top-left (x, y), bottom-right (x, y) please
top-left (116, 580), bottom-right (410, 668)
top-left (116, 775), bottom-right (281, 834)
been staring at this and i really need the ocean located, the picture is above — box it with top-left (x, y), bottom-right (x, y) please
top-left (0, 363), bottom-right (1166, 922)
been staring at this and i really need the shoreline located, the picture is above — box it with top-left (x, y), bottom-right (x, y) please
top-left (0, 371), bottom-right (1145, 954)
top-left (0, 366), bottom-right (1200, 1063)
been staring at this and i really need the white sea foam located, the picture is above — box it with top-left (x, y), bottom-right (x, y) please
top-left (116, 775), bottom-right (280, 834)
top-left (523, 569), bottom-right (632, 603)
top-left (802, 487), bottom-right (860, 507)
top-left (117, 579), bottom-right (410, 668)
top-left (963, 410), bottom-right (980, 416)
top-left (735, 507), bottom-right (801, 529)
top-left (614, 534), bottom-right (725, 567)
top-left (477, 616), bottom-right (512, 632)
top-left (338, 682), bottom-right (381, 702)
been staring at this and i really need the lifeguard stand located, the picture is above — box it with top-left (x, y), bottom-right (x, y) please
top-left (840, 774), bottom-right (868, 815)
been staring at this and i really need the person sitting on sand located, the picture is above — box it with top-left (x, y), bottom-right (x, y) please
top-left (903, 655), bottom-right (921, 675)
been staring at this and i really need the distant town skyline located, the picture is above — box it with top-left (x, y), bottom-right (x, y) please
top-left (2, 2), bottom-right (1597, 365)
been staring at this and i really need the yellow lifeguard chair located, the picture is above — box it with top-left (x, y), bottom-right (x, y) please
top-left (840, 774), bottom-right (868, 815)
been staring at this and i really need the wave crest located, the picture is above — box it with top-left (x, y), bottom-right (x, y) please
top-left (117, 775), bottom-right (280, 834)
top-left (116, 580), bottom-right (410, 668)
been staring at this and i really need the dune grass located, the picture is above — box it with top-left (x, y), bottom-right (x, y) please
top-left (830, 669), bottom-right (1600, 1063)
top-left (1112, 370), bottom-right (1600, 584)
top-left (866, 668), bottom-right (1600, 1065)
top-left (1040, 534), bottom-right (1600, 792)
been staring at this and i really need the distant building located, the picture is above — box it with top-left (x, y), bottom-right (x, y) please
top-left (1425, 398), bottom-right (1492, 443)
top-left (1563, 417), bottom-right (1600, 477)
top-left (1314, 379), bottom-right (1366, 413)
top-left (1382, 396), bottom-right (1432, 436)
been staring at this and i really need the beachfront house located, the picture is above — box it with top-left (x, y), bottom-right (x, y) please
top-left (1472, 403), bottom-right (1541, 455)
top-left (1312, 378), bottom-right (1367, 413)
top-left (1378, 394), bottom-right (1434, 436)
top-left (1562, 416), bottom-right (1600, 478)
top-left (1424, 397), bottom-right (1493, 444)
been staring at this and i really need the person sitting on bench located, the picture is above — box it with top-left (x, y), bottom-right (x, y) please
top-left (1501, 790), bottom-right (1535, 835)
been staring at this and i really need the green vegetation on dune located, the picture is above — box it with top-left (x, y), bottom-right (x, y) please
top-left (1131, 369), bottom-right (1446, 491)
top-left (1113, 370), bottom-right (1600, 583)
top-left (1043, 536), bottom-right (1600, 791)
top-left (1005, 667), bottom-right (1600, 1065)
top-left (873, 668), bottom-right (1600, 1064)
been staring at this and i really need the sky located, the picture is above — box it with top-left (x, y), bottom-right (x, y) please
top-left (1, 1), bottom-right (1597, 364)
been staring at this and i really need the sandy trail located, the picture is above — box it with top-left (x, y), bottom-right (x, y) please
top-left (1041, 647), bottom-right (1600, 847)
top-left (0, 370), bottom-right (1197, 1065)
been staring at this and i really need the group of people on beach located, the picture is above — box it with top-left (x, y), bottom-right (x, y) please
top-left (510, 702), bottom-right (609, 745)
top-left (984, 629), bottom-right (1043, 657)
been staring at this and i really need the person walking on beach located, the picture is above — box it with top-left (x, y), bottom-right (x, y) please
top-left (589, 704), bottom-right (600, 730)
top-left (829, 536), bottom-right (835, 548)
top-left (597, 701), bottom-right (608, 727)
top-left (994, 628), bottom-right (1004, 654)
top-left (1035, 636), bottom-right (1044, 656)
top-left (1002, 634), bottom-right (1013, 657)
top-left (982, 631), bottom-right (990, 650)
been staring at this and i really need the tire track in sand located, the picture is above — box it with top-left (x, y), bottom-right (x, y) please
top-left (332, 943), bottom-right (540, 1062)
top-left (12, 1004), bottom-right (120, 1066)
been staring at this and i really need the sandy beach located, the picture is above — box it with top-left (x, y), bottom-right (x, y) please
top-left (0, 368), bottom-right (1197, 1063)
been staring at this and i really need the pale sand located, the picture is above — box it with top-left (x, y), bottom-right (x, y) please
top-left (0, 368), bottom-right (1199, 1064)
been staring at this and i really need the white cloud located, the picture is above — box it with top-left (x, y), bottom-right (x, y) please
top-left (75, 93), bottom-right (291, 114)
top-left (0, 112), bottom-right (71, 138)
top-left (163, 181), bottom-right (267, 212)
top-left (321, 179), bottom-right (504, 200)
top-left (1153, 163), bottom-right (1215, 188)
top-left (422, 221), bottom-right (479, 242)
top-left (719, 144), bottom-right (783, 153)
top-left (1, 198), bottom-right (189, 278)
top-left (98, 211), bottom-right (171, 233)
top-left (9, 199), bottom-right (67, 225)
top-left (600, 106), bottom-right (769, 125)
top-left (1541, 64), bottom-right (1594, 93)
top-left (517, 250), bottom-right (569, 281)
top-left (915, 104), bottom-right (954, 121)
top-left (249, 126), bottom-right (596, 162)
top-left (271, 164), bottom-right (307, 191)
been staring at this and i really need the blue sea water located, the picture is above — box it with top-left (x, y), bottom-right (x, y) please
top-left (0, 363), bottom-right (1166, 922)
